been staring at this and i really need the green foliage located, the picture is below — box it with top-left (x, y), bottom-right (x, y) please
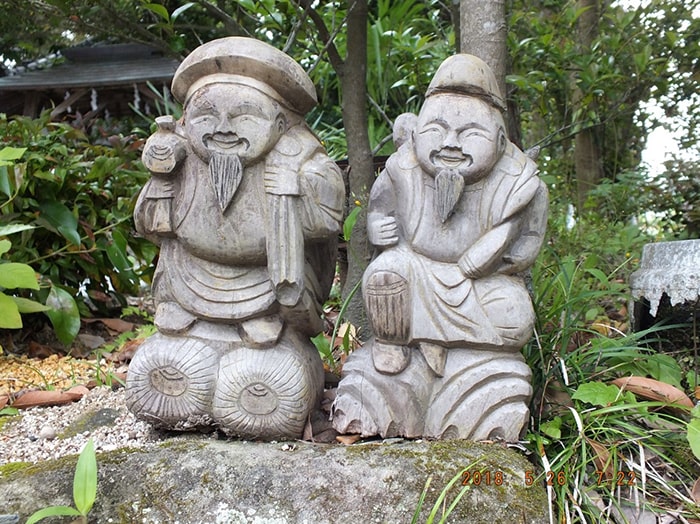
top-left (0, 236), bottom-right (81, 344)
top-left (689, 406), bottom-right (700, 460)
top-left (526, 227), bottom-right (699, 520)
top-left (26, 438), bottom-right (97, 524)
top-left (0, 112), bottom-right (157, 316)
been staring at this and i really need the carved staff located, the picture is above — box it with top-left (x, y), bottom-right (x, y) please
top-left (265, 162), bottom-right (305, 307)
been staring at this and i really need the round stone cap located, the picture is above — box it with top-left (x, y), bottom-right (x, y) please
top-left (426, 54), bottom-right (506, 112)
top-left (172, 37), bottom-right (317, 114)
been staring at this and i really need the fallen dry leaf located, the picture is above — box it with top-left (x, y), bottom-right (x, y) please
top-left (692, 477), bottom-right (700, 504)
top-left (612, 376), bottom-right (694, 409)
top-left (84, 317), bottom-right (135, 334)
top-left (586, 438), bottom-right (614, 483)
top-left (0, 394), bottom-right (8, 410)
top-left (12, 385), bottom-right (88, 409)
top-left (26, 341), bottom-right (57, 359)
top-left (336, 434), bottom-right (361, 445)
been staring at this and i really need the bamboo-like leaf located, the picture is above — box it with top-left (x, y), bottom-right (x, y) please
top-left (26, 505), bottom-right (82, 524)
top-left (73, 438), bottom-right (97, 516)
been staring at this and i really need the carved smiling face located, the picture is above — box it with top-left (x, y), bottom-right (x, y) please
top-left (185, 83), bottom-right (286, 165)
top-left (413, 94), bottom-right (506, 184)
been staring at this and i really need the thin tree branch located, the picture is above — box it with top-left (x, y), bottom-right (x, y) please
top-left (193, 0), bottom-right (251, 37)
top-left (292, 0), bottom-right (345, 75)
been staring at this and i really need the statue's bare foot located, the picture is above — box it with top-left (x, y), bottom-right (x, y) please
top-left (372, 340), bottom-right (411, 375)
top-left (418, 342), bottom-right (447, 377)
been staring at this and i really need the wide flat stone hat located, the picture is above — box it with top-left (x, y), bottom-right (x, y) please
top-left (426, 54), bottom-right (506, 112)
top-left (171, 36), bottom-right (317, 114)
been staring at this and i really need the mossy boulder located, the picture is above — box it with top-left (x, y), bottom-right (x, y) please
top-left (1, 437), bottom-right (548, 523)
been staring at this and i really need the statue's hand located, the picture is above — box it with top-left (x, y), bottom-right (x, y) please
top-left (264, 166), bottom-right (301, 196)
top-left (368, 215), bottom-right (399, 247)
top-left (458, 252), bottom-right (484, 279)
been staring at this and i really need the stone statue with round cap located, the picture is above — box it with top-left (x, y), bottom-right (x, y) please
top-left (332, 54), bottom-right (549, 441)
top-left (126, 37), bottom-right (345, 440)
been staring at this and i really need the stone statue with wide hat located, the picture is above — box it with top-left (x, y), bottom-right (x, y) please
top-left (126, 37), bottom-right (345, 440)
top-left (332, 54), bottom-right (549, 441)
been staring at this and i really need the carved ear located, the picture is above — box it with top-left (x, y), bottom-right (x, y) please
top-left (393, 113), bottom-right (418, 149)
top-left (276, 114), bottom-right (288, 135)
top-left (498, 128), bottom-right (507, 155)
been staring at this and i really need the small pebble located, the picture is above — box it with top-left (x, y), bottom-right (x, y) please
top-left (38, 426), bottom-right (57, 440)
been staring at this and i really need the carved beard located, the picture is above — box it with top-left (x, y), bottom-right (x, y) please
top-left (435, 169), bottom-right (465, 223)
top-left (208, 153), bottom-right (243, 213)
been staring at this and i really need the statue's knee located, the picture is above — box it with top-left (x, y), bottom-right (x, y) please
top-left (364, 270), bottom-right (410, 343)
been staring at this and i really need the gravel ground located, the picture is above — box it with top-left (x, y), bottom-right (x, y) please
top-left (0, 387), bottom-right (170, 465)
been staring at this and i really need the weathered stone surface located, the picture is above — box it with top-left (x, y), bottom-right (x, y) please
top-left (333, 54), bottom-right (548, 441)
top-left (630, 239), bottom-right (700, 319)
top-left (1, 438), bottom-right (548, 524)
top-left (127, 36), bottom-right (344, 440)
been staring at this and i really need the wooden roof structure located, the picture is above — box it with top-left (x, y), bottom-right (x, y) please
top-left (0, 43), bottom-right (180, 121)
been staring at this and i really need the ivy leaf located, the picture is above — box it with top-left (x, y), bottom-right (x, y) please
top-left (44, 285), bottom-right (80, 346)
top-left (572, 382), bottom-right (623, 407)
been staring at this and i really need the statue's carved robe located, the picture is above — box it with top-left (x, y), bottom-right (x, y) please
top-left (135, 123), bottom-right (344, 335)
top-left (365, 140), bottom-right (548, 349)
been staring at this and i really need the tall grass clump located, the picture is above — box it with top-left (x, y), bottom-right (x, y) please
top-left (524, 223), bottom-right (699, 522)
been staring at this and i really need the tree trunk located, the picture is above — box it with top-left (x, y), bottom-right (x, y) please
top-left (573, 0), bottom-right (604, 212)
top-left (340, 0), bottom-right (373, 335)
top-left (459, 0), bottom-right (519, 141)
top-left (459, 0), bottom-right (507, 103)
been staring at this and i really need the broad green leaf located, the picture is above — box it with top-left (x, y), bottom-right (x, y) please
top-left (311, 332), bottom-right (332, 360)
top-left (688, 418), bottom-right (700, 460)
top-left (0, 165), bottom-right (10, 197)
top-left (0, 223), bottom-right (36, 237)
top-left (0, 239), bottom-right (10, 257)
top-left (0, 406), bottom-right (19, 416)
top-left (0, 292), bottom-right (22, 328)
top-left (73, 438), bottom-right (97, 515)
top-left (0, 262), bottom-right (39, 290)
top-left (13, 296), bottom-right (51, 313)
top-left (26, 505), bottom-right (82, 524)
top-left (572, 382), bottom-right (623, 407)
top-left (539, 417), bottom-right (562, 439)
top-left (45, 285), bottom-right (80, 346)
top-left (38, 200), bottom-right (81, 246)
top-left (0, 146), bottom-right (27, 161)
top-left (144, 2), bottom-right (170, 22)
